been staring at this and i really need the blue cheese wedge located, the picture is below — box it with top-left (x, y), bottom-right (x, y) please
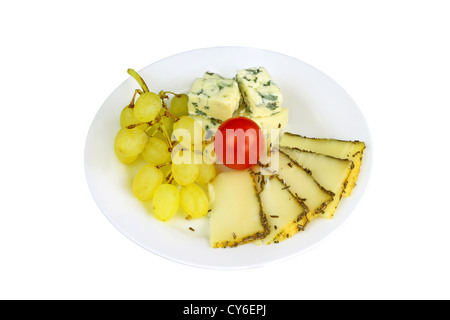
top-left (236, 67), bottom-right (282, 117)
top-left (187, 74), bottom-right (241, 121)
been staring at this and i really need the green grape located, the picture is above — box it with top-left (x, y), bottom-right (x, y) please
top-left (180, 183), bottom-right (209, 219)
top-left (146, 120), bottom-right (164, 138)
top-left (132, 165), bottom-right (163, 201)
top-left (170, 94), bottom-right (189, 117)
top-left (161, 115), bottom-right (174, 139)
top-left (146, 124), bottom-right (166, 142)
top-left (145, 112), bottom-right (173, 142)
top-left (159, 164), bottom-right (172, 183)
top-left (114, 127), bottom-right (148, 163)
top-left (172, 116), bottom-right (204, 150)
top-left (152, 184), bottom-right (180, 221)
top-left (141, 137), bottom-right (171, 165)
top-left (195, 161), bottom-right (216, 184)
top-left (171, 162), bottom-right (200, 186)
top-left (116, 153), bottom-right (139, 164)
top-left (146, 123), bottom-right (159, 138)
top-left (134, 92), bottom-right (162, 122)
top-left (120, 106), bottom-right (148, 130)
top-left (171, 150), bottom-right (200, 186)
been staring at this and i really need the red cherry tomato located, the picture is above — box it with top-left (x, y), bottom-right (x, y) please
top-left (214, 117), bottom-right (265, 170)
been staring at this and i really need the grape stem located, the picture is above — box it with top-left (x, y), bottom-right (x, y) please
top-left (126, 122), bottom-right (147, 129)
top-left (155, 162), bottom-right (170, 169)
top-left (127, 89), bottom-right (143, 109)
top-left (165, 172), bottom-right (173, 183)
top-left (127, 69), bottom-right (149, 93)
top-left (158, 90), bottom-right (169, 100)
top-left (163, 90), bottom-right (183, 98)
top-left (126, 116), bottom-right (161, 129)
top-left (158, 124), bottom-right (173, 152)
top-left (164, 110), bottom-right (178, 120)
top-left (159, 93), bottom-right (179, 121)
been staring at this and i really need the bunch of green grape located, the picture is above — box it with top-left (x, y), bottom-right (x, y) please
top-left (132, 160), bottom-right (213, 221)
top-left (114, 68), bottom-right (216, 222)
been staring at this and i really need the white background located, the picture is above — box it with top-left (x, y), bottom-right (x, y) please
top-left (1, 0), bottom-right (449, 300)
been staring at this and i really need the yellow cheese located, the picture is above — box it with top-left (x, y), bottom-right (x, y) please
top-left (240, 108), bottom-right (289, 145)
top-left (280, 133), bottom-right (365, 196)
top-left (280, 147), bottom-right (353, 219)
top-left (272, 150), bottom-right (333, 222)
top-left (254, 174), bottom-right (308, 244)
top-left (209, 170), bottom-right (269, 248)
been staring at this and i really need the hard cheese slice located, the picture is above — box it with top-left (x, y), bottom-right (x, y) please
top-left (270, 150), bottom-right (333, 222)
top-left (209, 170), bottom-right (269, 248)
top-left (254, 174), bottom-right (308, 244)
top-left (280, 147), bottom-right (353, 219)
top-left (280, 133), bottom-right (365, 197)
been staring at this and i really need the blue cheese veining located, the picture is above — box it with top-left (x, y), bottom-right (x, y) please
top-left (190, 114), bottom-right (222, 140)
top-left (187, 72), bottom-right (241, 121)
top-left (236, 67), bottom-right (282, 117)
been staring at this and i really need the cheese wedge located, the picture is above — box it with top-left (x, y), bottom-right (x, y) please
top-left (270, 150), bottom-right (333, 222)
top-left (209, 170), bottom-right (269, 248)
top-left (280, 147), bottom-right (353, 219)
top-left (254, 174), bottom-right (308, 244)
top-left (280, 133), bottom-right (365, 196)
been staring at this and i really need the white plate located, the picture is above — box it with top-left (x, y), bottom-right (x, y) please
top-left (85, 46), bottom-right (372, 270)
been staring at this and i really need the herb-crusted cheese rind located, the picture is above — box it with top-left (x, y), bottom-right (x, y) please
top-left (209, 170), bottom-right (269, 248)
top-left (280, 147), bottom-right (353, 219)
top-left (275, 150), bottom-right (333, 222)
top-left (280, 133), bottom-right (366, 197)
top-left (254, 174), bottom-right (308, 244)
top-left (187, 75), bottom-right (241, 121)
top-left (236, 67), bottom-right (282, 117)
